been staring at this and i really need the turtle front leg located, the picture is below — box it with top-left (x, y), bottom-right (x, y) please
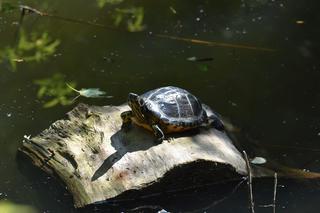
top-left (151, 124), bottom-right (165, 142)
top-left (121, 111), bottom-right (133, 130)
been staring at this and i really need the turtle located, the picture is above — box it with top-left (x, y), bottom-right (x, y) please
top-left (120, 86), bottom-right (224, 141)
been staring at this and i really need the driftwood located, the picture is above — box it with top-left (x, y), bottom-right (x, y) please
top-left (19, 104), bottom-right (320, 208)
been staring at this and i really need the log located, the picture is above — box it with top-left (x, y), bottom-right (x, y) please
top-left (21, 103), bottom-right (318, 208)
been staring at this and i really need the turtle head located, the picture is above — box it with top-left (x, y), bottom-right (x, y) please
top-left (128, 93), bottom-right (146, 122)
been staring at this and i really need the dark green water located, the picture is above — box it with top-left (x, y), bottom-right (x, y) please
top-left (1, 0), bottom-right (319, 212)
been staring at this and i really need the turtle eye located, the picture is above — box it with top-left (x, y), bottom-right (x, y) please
top-left (138, 98), bottom-right (145, 106)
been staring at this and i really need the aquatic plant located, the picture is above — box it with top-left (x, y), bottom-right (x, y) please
top-left (34, 73), bottom-right (75, 108)
top-left (0, 30), bottom-right (60, 71)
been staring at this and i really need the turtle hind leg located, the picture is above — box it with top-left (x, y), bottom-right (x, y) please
top-left (208, 115), bottom-right (225, 131)
top-left (121, 111), bottom-right (133, 130)
top-left (151, 124), bottom-right (165, 142)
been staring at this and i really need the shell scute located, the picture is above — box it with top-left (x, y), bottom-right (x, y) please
top-left (140, 86), bottom-right (207, 127)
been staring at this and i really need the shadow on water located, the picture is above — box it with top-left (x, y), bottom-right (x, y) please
top-left (16, 151), bottom-right (76, 213)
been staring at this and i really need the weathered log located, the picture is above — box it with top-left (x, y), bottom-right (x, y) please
top-left (18, 104), bottom-right (319, 208)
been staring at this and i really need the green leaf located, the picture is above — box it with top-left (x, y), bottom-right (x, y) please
top-left (43, 98), bottom-right (60, 108)
top-left (112, 6), bottom-right (146, 32)
top-left (97, 0), bottom-right (123, 8)
top-left (0, 2), bottom-right (17, 13)
top-left (37, 86), bottom-right (47, 98)
top-left (34, 74), bottom-right (76, 108)
top-left (198, 64), bottom-right (209, 72)
top-left (0, 200), bottom-right (37, 213)
top-left (1, 29), bottom-right (61, 71)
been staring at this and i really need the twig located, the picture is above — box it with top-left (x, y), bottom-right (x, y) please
top-left (188, 178), bottom-right (247, 213)
top-left (273, 172), bottom-right (278, 213)
top-left (16, 4), bottom-right (276, 52)
top-left (155, 34), bottom-right (276, 52)
top-left (243, 150), bottom-right (255, 213)
top-left (258, 172), bottom-right (278, 212)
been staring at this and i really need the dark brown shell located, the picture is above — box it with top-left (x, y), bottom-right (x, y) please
top-left (140, 86), bottom-right (207, 126)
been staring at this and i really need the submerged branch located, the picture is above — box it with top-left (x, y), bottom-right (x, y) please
top-left (273, 173), bottom-right (277, 213)
top-left (243, 150), bottom-right (255, 213)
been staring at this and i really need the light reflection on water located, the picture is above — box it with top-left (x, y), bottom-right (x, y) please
top-left (0, 0), bottom-right (319, 212)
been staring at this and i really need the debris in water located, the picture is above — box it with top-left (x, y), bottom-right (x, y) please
top-left (13, 58), bottom-right (24, 62)
top-left (169, 6), bottom-right (176, 14)
top-left (66, 83), bottom-right (113, 101)
top-left (296, 20), bottom-right (304, 25)
top-left (251, 157), bottom-right (267, 165)
top-left (187, 56), bottom-right (214, 62)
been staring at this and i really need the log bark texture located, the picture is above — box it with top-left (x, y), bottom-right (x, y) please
top-left (20, 104), bottom-right (250, 208)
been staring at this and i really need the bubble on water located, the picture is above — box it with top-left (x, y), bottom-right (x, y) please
top-left (196, 17), bottom-right (200, 21)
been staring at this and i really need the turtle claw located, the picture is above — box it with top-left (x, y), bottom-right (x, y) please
top-left (152, 124), bottom-right (165, 143)
top-left (166, 137), bottom-right (174, 142)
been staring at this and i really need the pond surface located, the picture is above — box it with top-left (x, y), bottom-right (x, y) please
top-left (0, 0), bottom-right (320, 212)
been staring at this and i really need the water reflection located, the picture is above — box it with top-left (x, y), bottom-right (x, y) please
top-left (113, 7), bottom-right (145, 32)
top-left (96, 0), bottom-right (145, 32)
top-left (0, 29), bottom-right (60, 71)
top-left (0, 200), bottom-right (38, 213)
top-left (34, 73), bottom-right (75, 108)
top-left (97, 0), bottom-right (124, 8)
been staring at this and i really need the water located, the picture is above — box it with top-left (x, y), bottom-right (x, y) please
top-left (0, 0), bottom-right (319, 212)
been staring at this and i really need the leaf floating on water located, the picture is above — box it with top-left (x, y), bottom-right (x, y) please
top-left (169, 6), bottom-right (177, 14)
top-left (296, 20), bottom-right (304, 25)
top-left (187, 56), bottom-right (197, 62)
top-left (78, 88), bottom-right (108, 98)
top-left (251, 157), bottom-right (267, 165)
top-left (66, 83), bottom-right (112, 99)
top-left (187, 56), bottom-right (214, 62)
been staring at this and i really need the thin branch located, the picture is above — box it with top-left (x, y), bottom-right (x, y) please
top-left (273, 172), bottom-right (278, 213)
top-left (155, 34), bottom-right (276, 52)
top-left (243, 150), bottom-right (255, 213)
top-left (188, 178), bottom-right (247, 213)
top-left (17, 4), bottom-right (276, 52)
top-left (258, 172), bottom-right (278, 212)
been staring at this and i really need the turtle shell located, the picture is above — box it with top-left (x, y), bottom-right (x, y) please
top-left (140, 86), bottom-right (208, 127)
